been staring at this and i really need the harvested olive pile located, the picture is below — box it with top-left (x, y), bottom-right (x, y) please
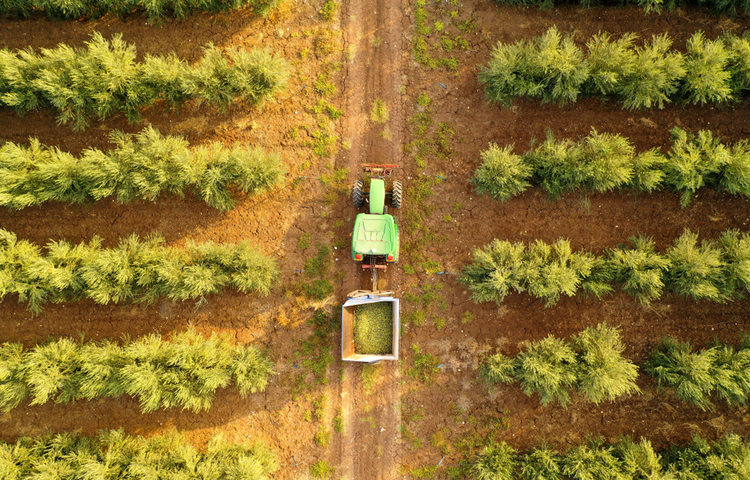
top-left (353, 302), bottom-right (393, 354)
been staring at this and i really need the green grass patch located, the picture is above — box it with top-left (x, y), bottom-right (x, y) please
top-left (303, 280), bottom-right (333, 300)
top-left (362, 363), bottom-right (383, 394)
top-left (407, 344), bottom-right (441, 384)
top-left (302, 244), bottom-right (334, 300)
top-left (314, 427), bottom-right (331, 448)
top-left (313, 394), bottom-right (327, 421)
top-left (410, 465), bottom-right (439, 479)
top-left (311, 129), bottom-right (337, 157)
top-left (333, 408), bottom-right (344, 432)
top-left (370, 99), bottom-right (390, 124)
top-left (404, 310), bottom-right (426, 326)
top-left (411, 0), bottom-right (473, 71)
top-left (310, 460), bottom-right (334, 479)
top-left (319, 0), bottom-right (338, 20)
top-left (431, 428), bottom-right (454, 455)
top-left (314, 75), bottom-right (337, 97)
top-left (291, 310), bottom-right (337, 398)
top-left (314, 99), bottom-right (343, 119)
top-left (434, 317), bottom-right (446, 331)
top-left (298, 233), bottom-right (312, 250)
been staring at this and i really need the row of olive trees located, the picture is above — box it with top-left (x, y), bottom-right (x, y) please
top-left (645, 336), bottom-right (750, 411)
top-left (0, 429), bottom-right (278, 479)
top-left (480, 27), bottom-right (750, 109)
top-left (0, 127), bottom-right (284, 211)
top-left (481, 323), bottom-right (639, 406)
top-left (460, 229), bottom-right (750, 306)
top-left (1, 0), bottom-right (279, 20)
top-left (473, 127), bottom-right (750, 206)
top-left (489, 0), bottom-right (750, 16)
top-left (0, 329), bottom-right (273, 413)
top-left (0, 33), bottom-right (290, 130)
top-left (481, 326), bottom-right (750, 411)
top-left (471, 434), bottom-right (750, 480)
top-left (0, 229), bottom-right (277, 312)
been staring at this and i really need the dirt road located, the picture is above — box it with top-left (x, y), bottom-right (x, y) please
top-left (337, 0), bottom-right (408, 476)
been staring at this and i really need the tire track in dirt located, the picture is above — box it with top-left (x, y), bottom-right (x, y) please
top-left (338, 0), bottom-right (407, 475)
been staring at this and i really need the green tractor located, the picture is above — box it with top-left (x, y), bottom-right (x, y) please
top-left (351, 164), bottom-right (402, 288)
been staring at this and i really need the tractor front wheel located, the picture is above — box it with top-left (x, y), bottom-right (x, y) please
top-left (352, 180), bottom-right (364, 208)
top-left (392, 180), bottom-right (403, 208)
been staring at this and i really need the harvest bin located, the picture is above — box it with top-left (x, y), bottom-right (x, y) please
top-left (341, 295), bottom-right (400, 363)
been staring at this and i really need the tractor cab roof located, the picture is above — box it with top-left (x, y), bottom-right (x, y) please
top-left (351, 213), bottom-right (398, 256)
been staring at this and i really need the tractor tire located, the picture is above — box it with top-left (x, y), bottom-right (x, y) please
top-left (392, 180), bottom-right (403, 208)
top-left (352, 180), bottom-right (364, 208)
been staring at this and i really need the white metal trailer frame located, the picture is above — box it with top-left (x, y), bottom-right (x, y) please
top-left (341, 294), bottom-right (400, 363)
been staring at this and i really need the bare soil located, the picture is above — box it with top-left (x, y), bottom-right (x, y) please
top-left (1, 1), bottom-right (750, 479)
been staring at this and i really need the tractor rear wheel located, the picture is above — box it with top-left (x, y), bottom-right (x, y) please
top-left (352, 180), bottom-right (364, 208)
top-left (392, 180), bottom-right (403, 208)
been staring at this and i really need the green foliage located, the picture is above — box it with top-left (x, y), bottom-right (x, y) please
top-left (606, 235), bottom-right (670, 304)
top-left (0, 33), bottom-right (289, 130)
top-left (410, 465), bottom-right (439, 478)
top-left (460, 238), bottom-right (603, 307)
top-left (310, 460), bottom-right (334, 479)
top-left (476, 127), bottom-right (750, 204)
top-left (480, 29), bottom-right (750, 109)
top-left (725, 34), bottom-right (750, 96)
top-left (301, 244), bottom-right (333, 300)
top-left (472, 144), bottom-right (533, 201)
top-left (717, 229), bottom-right (750, 296)
top-left (683, 31), bottom-right (733, 105)
top-left (305, 244), bottom-right (331, 278)
top-left (664, 127), bottom-right (733, 205)
top-left (1, 0), bottom-right (282, 18)
top-left (584, 32), bottom-right (636, 96)
top-left (407, 344), bottom-right (441, 385)
top-left (0, 430), bottom-right (278, 480)
top-left (645, 336), bottom-right (750, 411)
top-left (318, 0), bottom-right (338, 20)
top-left (291, 310), bottom-right (337, 393)
top-left (521, 447), bottom-right (562, 480)
top-left (664, 230), bottom-right (726, 302)
top-left (0, 229), bottom-right (277, 312)
top-left (573, 323), bottom-right (640, 403)
top-left (524, 129), bottom-right (637, 199)
top-left (314, 427), bottom-right (331, 448)
top-left (516, 335), bottom-right (578, 406)
top-left (362, 363), bottom-right (381, 394)
top-left (462, 229), bottom-right (750, 306)
top-left (526, 239), bottom-right (603, 306)
top-left (460, 239), bottom-right (528, 304)
top-left (561, 441), bottom-right (623, 480)
top-left (617, 33), bottom-right (685, 110)
top-left (0, 127), bottom-right (282, 211)
top-left (489, 0), bottom-right (750, 13)
top-left (481, 324), bottom-right (638, 406)
top-left (472, 442), bottom-right (518, 480)
top-left (370, 99), bottom-right (390, 124)
top-left (480, 27), bottom-right (588, 107)
top-left (480, 352), bottom-right (515, 385)
top-left (0, 330), bottom-right (273, 413)
top-left (473, 434), bottom-right (750, 479)
top-left (333, 409), bottom-right (344, 432)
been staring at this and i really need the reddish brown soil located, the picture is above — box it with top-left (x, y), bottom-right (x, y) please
top-left (2, 1), bottom-right (750, 479)
top-left (391, 2), bottom-right (750, 476)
